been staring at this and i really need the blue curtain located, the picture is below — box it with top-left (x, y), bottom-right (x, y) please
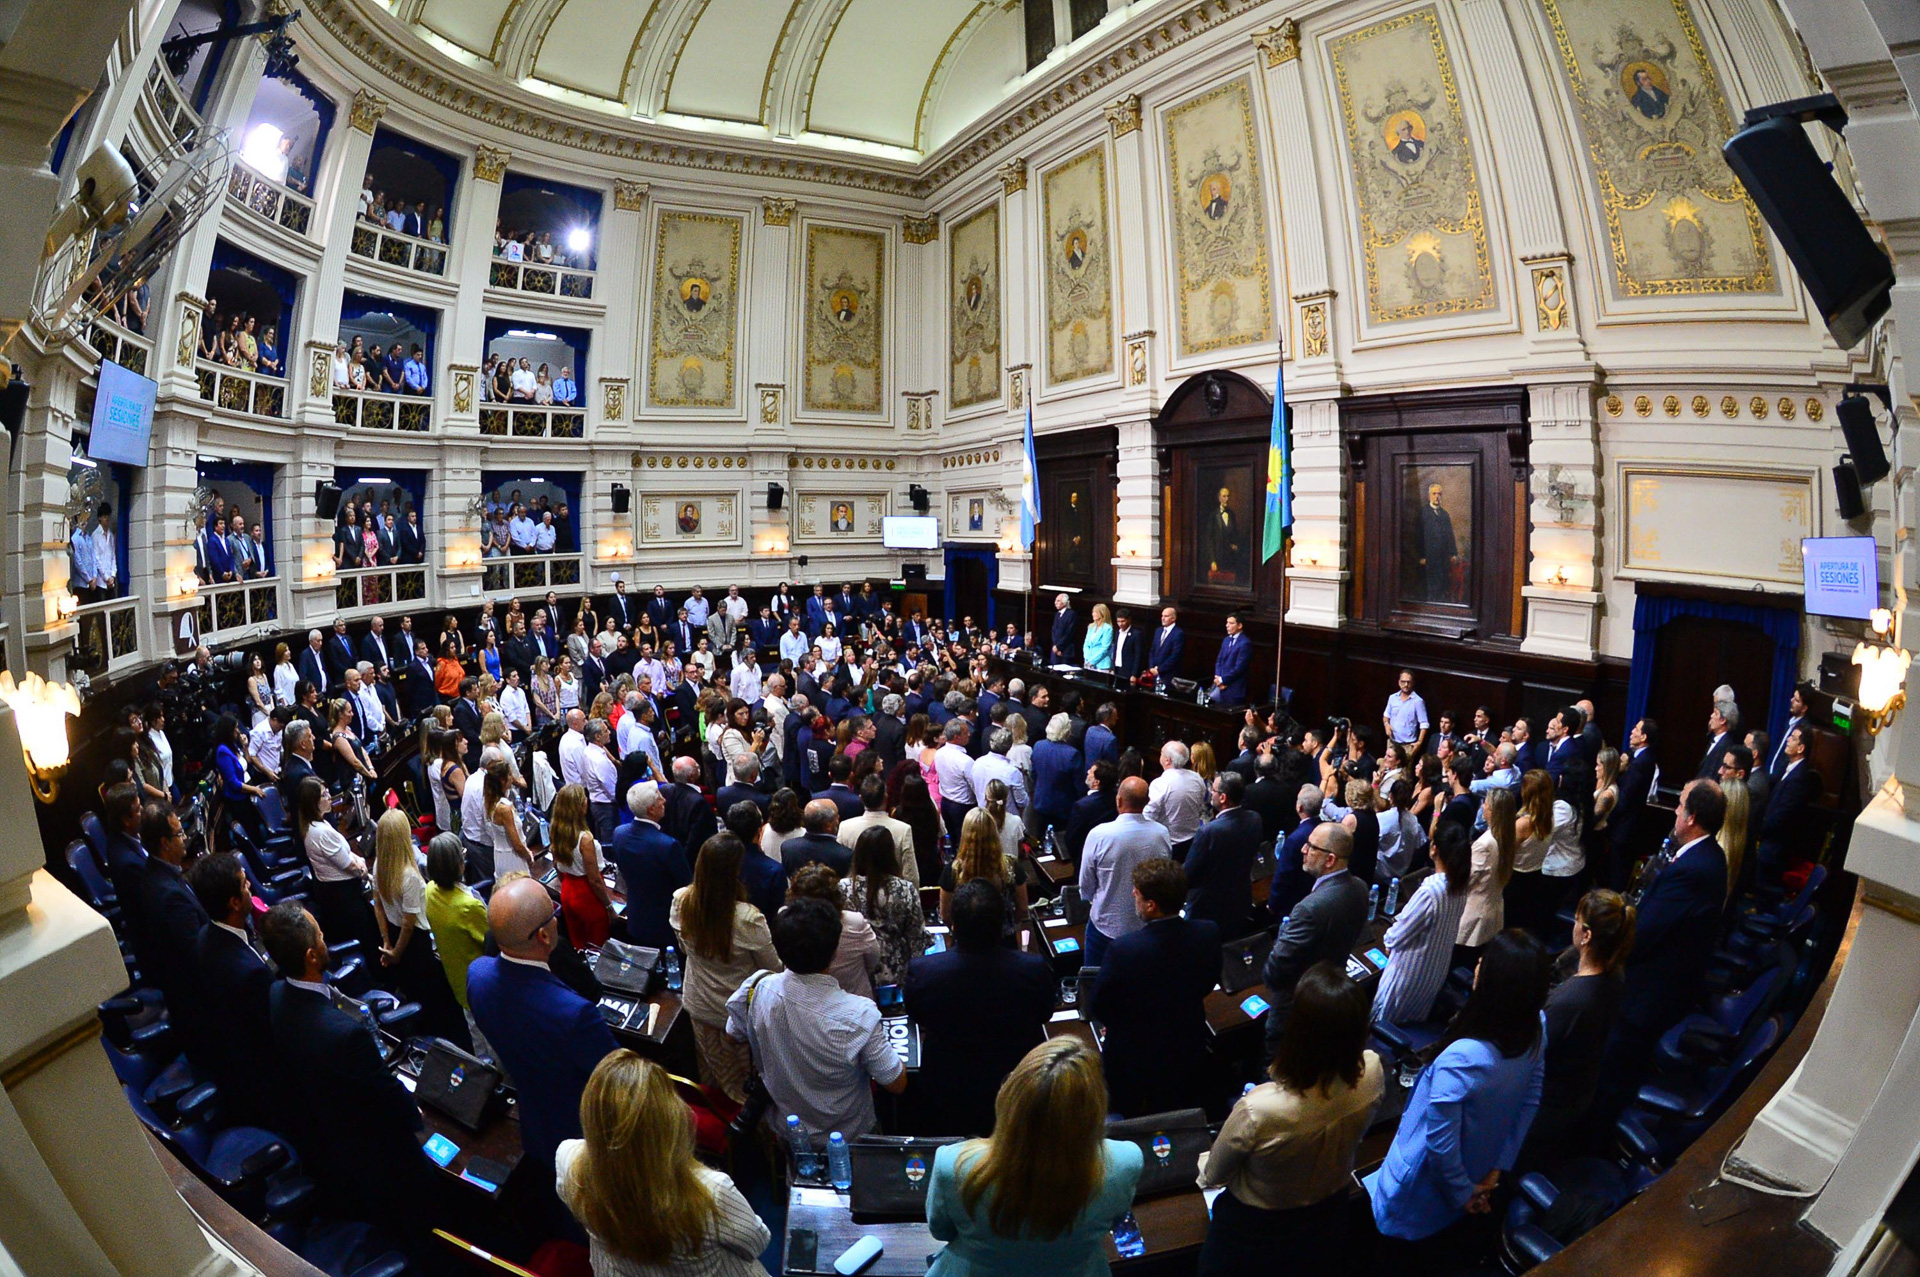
top-left (1624, 593), bottom-right (1802, 748)
top-left (197, 459), bottom-right (276, 573)
top-left (499, 172), bottom-right (604, 269)
top-left (942, 545), bottom-right (1002, 631)
top-left (340, 290), bottom-right (439, 374)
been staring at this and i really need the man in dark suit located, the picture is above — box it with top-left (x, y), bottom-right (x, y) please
top-left (1183, 772), bottom-right (1263, 933)
top-left (657, 756), bottom-right (719, 855)
top-left (1770, 687), bottom-right (1810, 778)
top-left (400, 640), bottom-right (439, 717)
top-left (1262, 820), bottom-right (1368, 1050)
top-left (1608, 718), bottom-right (1659, 890)
top-left (605, 579), bottom-right (638, 631)
top-left (1062, 761), bottom-right (1118, 864)
top-left (450, 676), bottom-right (485, 768)
top-left (716, 753), bottom-right (772, 814)
top-left (1756, 727), bottom-right (1821, 888)
top-left (358, 616), bottom-right (394, 676)
top-left (904, 880), bottom-right (1056, 1134)
top-left (1266, 786), bottom-right (1323, 923)
top-left (130, 803), bottom-right (208, 1042)
top-left (645, 583), bottom-right (675, 633)
top-left (258, 903), bottom-right (434, 1228)
top-left (1696, 703), bottom-right (1738, 780)
top-left (900, 610), bottom-right (928, 650)
top-left (820, 754), bottom-right (864, 823)
top-left (297, 630), bottom-right (328, 697)
top-left (670, 610), bottom-right (698, 658)
top-left (1417, 481), bottom-right (1459, 601)
top-left (529, 614), bottom-right (561, 666)
top-left (1210, 613), bottom-right (1252, 706)
top-left (749, 606), bottom-right (781, 657)
top-left (100, 782), bottom-right (148, 913)
top-left (871, 694), bottom-right (907, 773)
top-left (1144, 606), bottom-right (1186, 690)
top-left (397, 509), bottom-right (425, 564)
top-left (1048, 593), bottom-right (1078, 665)
top-left (610, 782), bottom-right (692, 948)
top-left (579, 639), bottom-right (609, 706)
top-left (186, 852), bottom-right (275, 1124)
top-left (323, 617), bottom-right (358, 693)
top-left (781, 799), bottom-right (853, 878)
top-left (375, 515), bottom-right (401, 566)
top-left (720, 805), bottom-right (788, 923)
top-left (1089, 859), bottom-right (1224, 1117)
top-left (1510, 717), bottom-right (1547, 774)
top-left (1242, 750), bottom-right (1291, 841)
top-left (1600, 780), bottom-right (1729, 1120)
top-left (467, 878), bottom-right (620, 1225)
top-left (1109, 609), bottom-right (1143, 684)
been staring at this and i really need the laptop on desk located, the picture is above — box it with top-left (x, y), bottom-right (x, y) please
top-left (1107, 1109), bottom-right (1211, 1198)
top-left (848, 1136), bottom-right (964, 1221)
top-left (1220, 931), bottom-right (1274, 994)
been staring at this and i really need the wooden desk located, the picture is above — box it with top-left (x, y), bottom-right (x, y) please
top-left (399, 1073), bottom-right (524, 1199)
top-left (987, 657), bottom-right (1250, 764)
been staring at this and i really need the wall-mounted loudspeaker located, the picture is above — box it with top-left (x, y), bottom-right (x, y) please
top-left (768, 482), bottom-right (785, 511)
top-left (908, 484), bottom-right (930, 513)
top-left (1833, 462), bottom-right (1867, 521)
top-left (1722, 96), bottom-right (1893, 351)
top-left (611, 483), bottom-right (630, 514)
top-left (1838, 385), bottom-right (1892, 485)
top-left (315, 480), bottom-right (342, 520)
top-left (903, 562), bottom-right (928, 583)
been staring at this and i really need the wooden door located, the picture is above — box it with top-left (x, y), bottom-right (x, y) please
top-left (1645, 614), bottom-right (1775, 782)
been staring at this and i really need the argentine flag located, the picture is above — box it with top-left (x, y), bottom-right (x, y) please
top-left (1019, 399), bottom-right (1041, 550)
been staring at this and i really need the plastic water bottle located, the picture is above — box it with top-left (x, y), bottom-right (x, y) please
top-left (827, 1131), bottom-right (853, 1191)
top-left (1385, 877), bottom-right (1401, 917)
top-left (1367, 884), bottom-right (1380, 921)
top-left (1242, 1082), bottom-right (1257, 1099)
top-left (787, 1114), bottom-right (824, 1180)
top-left (664, 945), bottom-right (682, 992)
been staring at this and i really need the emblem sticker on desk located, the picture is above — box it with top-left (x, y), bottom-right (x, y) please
top-left (1150, 1134), bottom-right (1173, 1164)
top-left (904, 1155), bottom-right (927, 1186)
top-left (1054, 936), bottom-right (1080, 953)
top-left (1240, 994), bottom-right (1270, 1018)
top-left (422, 1133), bottom-right (460, 1167)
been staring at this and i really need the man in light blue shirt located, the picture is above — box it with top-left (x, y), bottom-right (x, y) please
top-left (779, 616), bottom-right (810, 664)
top-left (552, 367), bottom-right (576, 406)
top-left (1382, 669), bottom-right (1430, 756)
top-left (385, 200), bottom-right (407, 232)
top-left (401, 345), bottom-right (429, 395)
top-left (1470, 742), bottom-right (1520, 795)
top-left (533, 513), bottom-right (557, 553)
top-left (508, 506), bottom-right (537, 554)
top-left (70, 514), bottom-right (98, 602)
top-left (1077, 776), bottom-right (1172, 968)
top-left (682, 587), bottom-right (710, 628)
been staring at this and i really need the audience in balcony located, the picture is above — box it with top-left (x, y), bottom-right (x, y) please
top-left (330, 498), bottom-right (427, 570)
top-left (493, 224), bottom-right (589, 270)
top-left (553, 365), bottom-right (577, 407)
top-left (533, 364), bottom-right (554, 405)
top-left (69, 500), bottom-right (117, 602)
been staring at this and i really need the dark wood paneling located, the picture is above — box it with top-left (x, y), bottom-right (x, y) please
top-left (1155, 369), bottom-right (1286, 626)
top-left (1033, 424), bottom-right (1117, 596)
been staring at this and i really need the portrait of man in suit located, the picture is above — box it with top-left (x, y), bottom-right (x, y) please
top-left (1193, 464), bottom-right (1253, 589)
top-left (830, 502), bottom-right (854, 532)
top-left (1390, 117), bottom-right (1425, 163)
top-left (967, 498), bottom-right (984, 532)
top-left (1627, 64), bottom-right (1669, 120)
top-left (1402, 468), bottom-right (1468, 605)
top-left (677, 501), bottom-right (701, 535)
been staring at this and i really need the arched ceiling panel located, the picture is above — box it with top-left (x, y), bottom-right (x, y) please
top-left (667, 0), bottom-right (788, 124)
top-left (917, 1), bottom-right (1019, 153)
top-left (416, 0), bottom-right (513, 60)
top-left (805, 0), bottom-right (980, 148)
top-left (531, 0), bottom-right (645, 100)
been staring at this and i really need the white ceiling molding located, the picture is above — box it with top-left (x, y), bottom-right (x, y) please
top-left (622, 0), bottom-right (710, 119)
top-left (764, 0), bottom-right (851, 140)
top-left (496, 0), bottom-right (568, 81)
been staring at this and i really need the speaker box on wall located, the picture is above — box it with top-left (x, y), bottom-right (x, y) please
top-left (903, 562), bottom-right (928, 583)
top-left (908, 484), bottom-right (930, 513)
top-left (1723, 103), bottom-right (1893, 351)
top-left (1833, 462), bottom-right (1867, 521)
top-left (315, 481), bottom-right (342, 520)
top-left (768, 482), bottom-right (785, 511)
top-left (611, 483), bottom-right (630, 514)
top-left (1838, 393), bottom-right (1890, 485)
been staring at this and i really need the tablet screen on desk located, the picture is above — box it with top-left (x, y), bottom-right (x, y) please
top-left (1366, 947), bottom-right (1389, 967)
top-left (1054, 936), bottom-right (1080, 953)
top-left (423, 1133), bottom-right (460, 1167)
top-left (1240, 994), bottom-right (1269, 1018)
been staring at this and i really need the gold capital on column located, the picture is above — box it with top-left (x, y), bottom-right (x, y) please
top-left (997, 159), bottom-right (1028, 196)
top-left (614, 179), bottom-right (648, 211)
top-left (1104, 94), bottom-right (1141, 139)
top-left (1253, 19), bottom-right (1300, 67)
top-left (903, 215), bottom-right (938, 245)
top-left (474, 145), bottom-right (512, 183)
top-left (762, 197), bottom-right (796, 227)
top-left (349, 89), bottom-right (388, 134)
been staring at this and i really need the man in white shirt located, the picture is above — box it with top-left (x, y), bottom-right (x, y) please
top-left (508, 505), bottom-right (537, 554)
top-left (509, 359), bottom-right (536, 399)
top-left (683, 587), bottom-right (710, 628)
top-left (838, 773), bottom-right (919, 887)
top-left (617, 692), bottom-right (649, 758)
top-left (933, 718), bottom-right (976, 844)
top-left (1145, 739), bottom-right (1210, 860)
top-left (723, 585), bottom-right (749, 625)
top-left (580, 719), bottom-right (620, 843)
top-left (247, 706), bottom-right (289, 783)
top-left (498, 669), bottom-right (532, 739)
top-left (779, 617), bottom-right (810, 664)
top-left (89, 502), bottom-right (118, 599)
top-left (632, 645), bottom-right (667, 694)
top-left (762, 675), bottom-right (789, 762)
top-left (70, 513), bottom-right (99, 603)
top-left (533, 513), bottom-right (557, 553)
top-left (557, 709), bottom-right (587, 787)
top-left (970, 728), bottom-right (1029, 820)
top-left (346, 665), bottom-right (387, 741)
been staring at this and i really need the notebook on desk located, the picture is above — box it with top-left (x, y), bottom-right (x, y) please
top-left (848, 1136), bottom-right (964, 1221)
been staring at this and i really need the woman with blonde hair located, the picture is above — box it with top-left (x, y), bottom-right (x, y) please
top-left (939, 805), bottom-right (1029, 928)
top-left (984, 775), bottom-right (1024, 860)
top-left (1458, 787), bottom-right (1516, 963)
top-left (588, 689), bottom-right (613, 724)
top-left (550, 782), bottom-right (613, 947)
top-left (484, 758), bottom-right (533, 879)
top-left (925, 1038), bottom-right (1142, 1275)
top-left (1719, 778), bottom-right (1751, 903)
top-left (671, 833), bottom-right (781, 1101)
top-left (479, 709), bottom-right (525, 791)
top-left (1190, 739), bottom-right (1218, 787)
top-left (557, 1049), bottom-right (771, 1276)
top-left (371, 807), bottom-right (471, 1048)
top-left (531, 655), bottom-right (559, 728)
top-left (1080, 602), bottom-right (1114, 674)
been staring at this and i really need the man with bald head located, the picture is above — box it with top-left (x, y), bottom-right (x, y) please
top-left (782, 797), bottom-right (852, 877)
top-left (1077, 775), bottom-right (1172, 967)
top-left (609, 780), bottom-right (690, 949)
top-left (1261, 819), bottom-right (1369, 1049)
top-left (557, 707), bottom-right (588, 787)
top-left (466, 876), bottom-right (619, 1228)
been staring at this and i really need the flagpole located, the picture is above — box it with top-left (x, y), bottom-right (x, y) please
top-left (1268, 337), bottom-right (1288, 718)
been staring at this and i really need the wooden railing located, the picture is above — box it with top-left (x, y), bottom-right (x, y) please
top-left (488, 256), bottom-right (596, 300)
top-left (331, 387), bottom-right (431, 432)
top-left (198, 578), bottom-right (281, 636)
top-left (84, 315), bottom-right (154, 378)
top-left (477, 402), bottom-right (586, 440)
top-left (349, 220), bottom-right (449, 277)
top-left (226, 161), bottom-right (315, 237)
top-left (482, 552), bottom-right (581, 594)
top-left (195, 361), bottom-right (287, 418)
top-left (333, 563), bottom-right (429, 612)
top-left (72, 595), bottom-right (143, 676)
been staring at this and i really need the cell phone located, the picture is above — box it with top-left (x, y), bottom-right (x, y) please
top-left (422, 1133), bottom-right (461, 1167)
top-left (1240, 993), bottom-right (1270, 1018)
top-left (1112, 1212), bottom-right (1145, 1258)
top-left (1054, 936), bottom-right (1081, 953)
top-left (875, 983), bottom-right (904, 1011)
top-left (1367, 947), bottom-right (1389, 967)
top-left (788, 1228), bottom-right (819, 1271)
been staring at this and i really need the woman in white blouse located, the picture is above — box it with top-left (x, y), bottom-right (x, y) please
top-left (371, 807), bottom-right (472, 1049)
top-left (690, 637), bottom-right (717, 680)
top-left (144, 701), bottom-right (175, 795)
top-left (295, 774), bottom-right (374, 950)
top-left (483, 759), bottom-right (534, 880)
top-left (271, 641), bottom-right (300, 708)
top-left (330, 343), bottom-right (351, 389)
top-left (555, 655), bottom-right (581, 713)
top-left (815, 623), bottom-right (842, 666)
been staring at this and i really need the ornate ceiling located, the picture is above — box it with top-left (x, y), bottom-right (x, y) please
top-left (383, 0), bottom-right (1036, 160)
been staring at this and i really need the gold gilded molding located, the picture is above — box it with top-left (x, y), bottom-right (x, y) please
top-left (1301, 302), bottom-right (1328, 357)
top-left (473, 145), bottom-right (512, 183)
top-left (1691, 394), bottom-right (1709, 417)
top-left (1662, 394), bottom-right (1680, 417)
top-left (1604, 394), bottom-right (1622, 416)
top-left (762, 197), bottom-right (796, 227)
top-left (758, 384), bottom-right (784, 424)
top-left (1720, 395), bottom-right (1738, 417)
top-left (997, 158), bottom-right (1028, 196)
top-left (602, 378), bottom-right (627, 421)
top-left (1750, 395), bottom-right (1768, 419)
top-left (903, 215), bottom-right (939, 245)
top-left (1532, 265), bottom-right (1568, 332)
top-left (1105, 94), bottom-right (1142, 138)
top-left (1807, 398), bottom-right (1824, 421)
top-left (614, 179), bottom-right (648, 212)
top-left (452, 368), bottom-right (475, 415)
top-left (1778, 396), bottom-right (1796, 421)
top-left (349, 88), bottom-right (387, 134)
top-left (1253, 19), bottom-right (1300, 67)
top-left (1633, 394), bottom-right (1651, 416)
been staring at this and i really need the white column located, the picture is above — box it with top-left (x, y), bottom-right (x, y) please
top-left (751, 198), bottom-right (797, 574)
top-left (1519, 376), bottom-right (1603, 660)
top-left (283, 429), bottom-right (341, 630)
top-left (432, 457), bottom-right (484, 607)
top-left (441, 144), bottom-right (508, 437)
top-left (1282, 396), bottom-right (1345, 629)
top-left (4, 343), bottom-right (87, 680)
top-left (1253, 21), bottom-right (1340, 383)
top-left (595, 179), bottom-right (647, 447)
top-left (147, 408), bottom-right (206, 655)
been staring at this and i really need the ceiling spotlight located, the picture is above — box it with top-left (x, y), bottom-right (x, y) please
top-left (566, 227), bottom-right (591, 254)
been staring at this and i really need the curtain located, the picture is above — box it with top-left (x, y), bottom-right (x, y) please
top-left (1624, 592), bottom-right (1803, 749)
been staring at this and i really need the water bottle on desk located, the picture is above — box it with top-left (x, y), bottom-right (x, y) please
top-left (1384, 877), bottom-right (1400, 917)
top-left (664, 945), bottom-right (682, 992)
top-left (1367, 883), bottom-right (1380, 921)
top-left (827, 1131), bottom-right (853, 1191)
top-left (786, 1114), bottom-right (824, 1181)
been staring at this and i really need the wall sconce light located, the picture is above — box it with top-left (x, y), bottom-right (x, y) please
top-left (1854, 607), bottom-right (1910, 733)
top-left (55, 592), bottom-right (80, 619)
top-left (1548, 564), bottom-right (1571, 587)
top-left (176, 574), bottom-right (200, 599)
top-left (0, 670), bottom-right (82, 802)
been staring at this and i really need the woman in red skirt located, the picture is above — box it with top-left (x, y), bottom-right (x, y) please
top-left (550, 783), bottom-right (613, 947)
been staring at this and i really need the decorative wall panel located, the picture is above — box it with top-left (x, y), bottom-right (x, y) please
top-left (1328, 7), bottom-right (1497, 325)
top-left (948, 204), bottom-right (1002, 410)
top-left (1540, 0), bottom-right (1776, 299)
top-left (638, 492), bottom-right (741, 546)
top-left (1163, 77), bottom-right (1275, 357)
top-left (802, 224), bottom-right (887, 414)
top-left (795, 492), bottom-right (890, 541)
top-left (647, 210), bottom-right (743, 409)
top-left (1041, 144), bottom-right (1115, 385)
top-left (1620, 464), bottom-right (1812, 584)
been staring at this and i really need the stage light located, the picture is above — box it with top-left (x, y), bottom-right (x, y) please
top-left (241, 123), bottom-right (289, 183)
top-left (566, 227), bottom-right (591, 254)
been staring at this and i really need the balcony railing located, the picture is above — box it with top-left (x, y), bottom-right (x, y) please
top-left (143, 64), bottom-right (201, 145)
top-left (84, 315), bottom-right (154, 378)
top-left (488, 257), bottom-right (596, 300)
top-left (477, 403), bottom-right (586, 440)
top-left (332, 387), bottom-right (432, 432)
top-left (199, 578), bottom-right (281, 636)
top-left (72, 595), bottom-right (142, 676)
top-left (349, 221), bottom-right (448, 278)
top-left (333, 563), bottom-right (429, 612)
top-left (482, 552), bottom-right (581, 594)
top-left (226, 161), bottom-right (315, 237)
top-left (196, 360), bottom-right (287, 418)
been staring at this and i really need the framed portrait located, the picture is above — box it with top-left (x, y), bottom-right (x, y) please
top-left (1398, 461), bottom-right (1473, 605)
top-left (967, 498), bottom-right (984, 532)
top-left (831, 501), bottom-right (854, 532)
top-left (676, 501), bottom-right (702, 535)
top-left (1193, 460), bottom-right (1256, 591)
top-left (1055, 483), bottom-right (1095, 580)
top-left (639, 493), bottom-right (740, 547)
